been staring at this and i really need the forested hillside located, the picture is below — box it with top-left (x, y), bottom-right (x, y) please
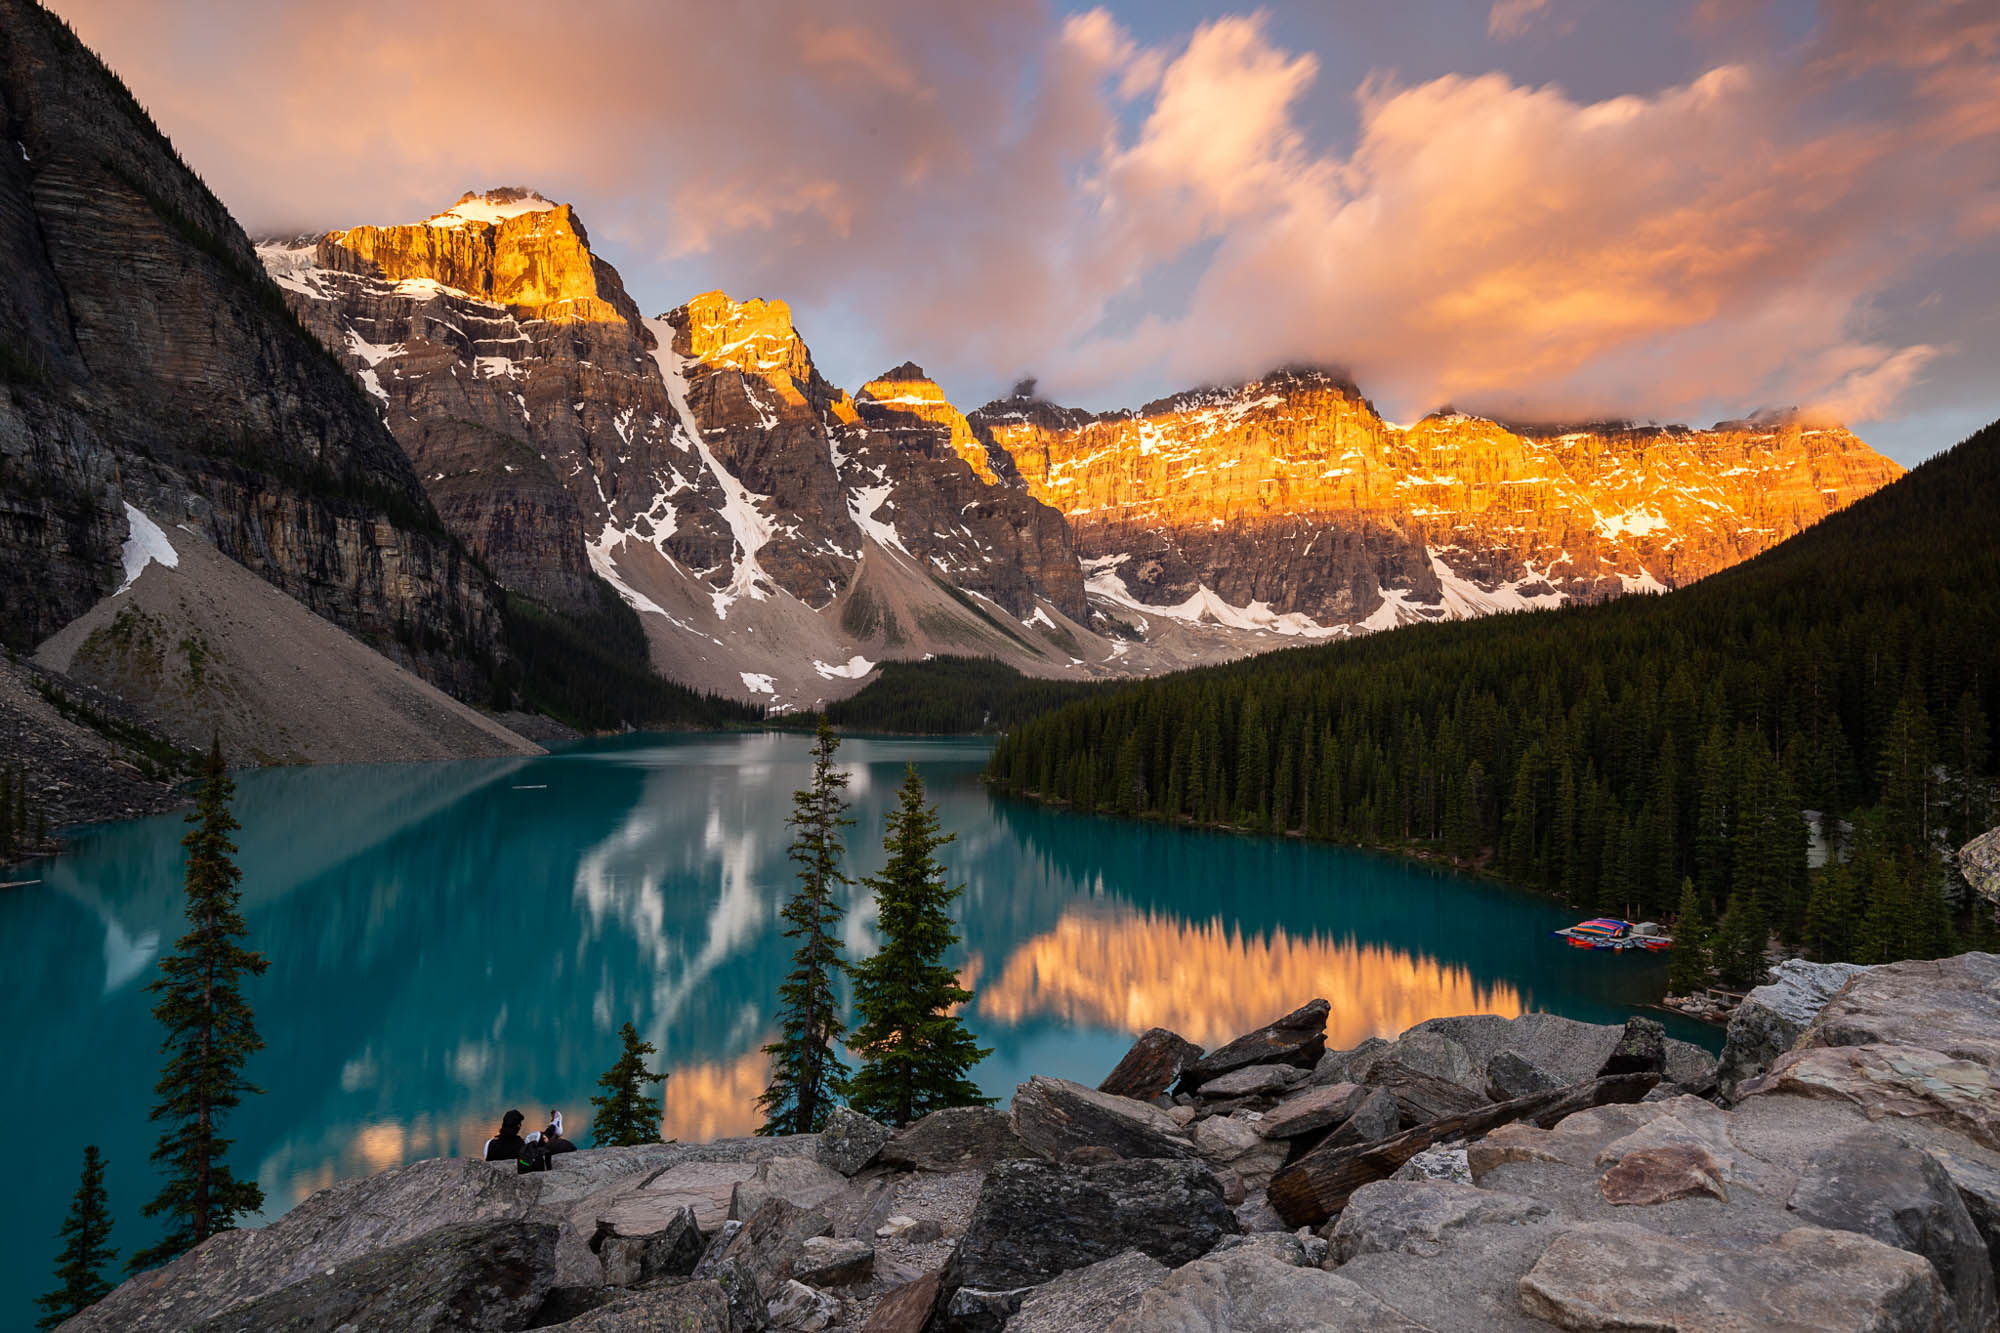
top-left (826, 656), bottom-right (1102, 733)
top-left (988, 422), bottom-right (2000, 980)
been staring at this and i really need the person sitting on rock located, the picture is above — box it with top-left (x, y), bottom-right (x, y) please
top-left (541, 1110), bottom-right (577, 1157)
top-left (483, 1108), bottom-right (526, 1162)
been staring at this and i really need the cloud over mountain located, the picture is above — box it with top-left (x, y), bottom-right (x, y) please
top-left (56, 0), bottom-right (1999, 436)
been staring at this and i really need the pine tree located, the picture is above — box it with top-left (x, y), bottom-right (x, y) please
top-left (849, 766), bottom-right (994, 1127)
top-left (130, 739), bottom-right (268, 1273)
top-left (35, 1146), bottom-right (117, 1329)
top-left (589, 1021), bottom-right (667, 1147)
top-left (1666, 877), bottom-right (1710, 996)
top-left (758, 720), bottom-right (853, 1136)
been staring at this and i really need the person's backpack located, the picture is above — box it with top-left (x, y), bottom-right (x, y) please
top-left (517, 1136), bottom-right (553, 1174)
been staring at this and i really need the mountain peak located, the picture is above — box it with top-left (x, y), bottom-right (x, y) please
top-left (875, 360), bottom-right (932, 384)
top-left (422, 188), bottom-right (559, 229)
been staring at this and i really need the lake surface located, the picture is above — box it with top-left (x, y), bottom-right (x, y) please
top-left (0, 731), bottom-right (1711, 1320)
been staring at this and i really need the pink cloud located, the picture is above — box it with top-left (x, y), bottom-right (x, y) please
top-left (49, 0), bottom-right (1999, 429)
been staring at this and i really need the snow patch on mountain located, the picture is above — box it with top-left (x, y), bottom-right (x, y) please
top-left (116, 503), bottom-right (179, 594)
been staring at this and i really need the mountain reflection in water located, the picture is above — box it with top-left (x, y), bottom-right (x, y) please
top-left (0, 732), bottom-right (1709, 1327)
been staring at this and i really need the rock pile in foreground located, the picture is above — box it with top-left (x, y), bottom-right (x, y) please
top-left (66, 954), bottom-right (2000, 1331)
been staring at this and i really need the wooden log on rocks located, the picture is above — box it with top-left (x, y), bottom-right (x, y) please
top-left (1266, 1071), bottom-right (1659, 1227)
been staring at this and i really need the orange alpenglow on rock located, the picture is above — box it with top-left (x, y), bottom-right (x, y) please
top-left (319, 188), bottom-right (638, 324)
top-left (858, 362), bottom-right (1006, 485)
top-left (671, 290), bottom-right (859, 430)
top-left (970, 372), bottom-right (1904, 625)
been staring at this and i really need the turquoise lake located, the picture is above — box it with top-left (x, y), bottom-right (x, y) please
top-left (0, 731), bottom-right (1713, 1322)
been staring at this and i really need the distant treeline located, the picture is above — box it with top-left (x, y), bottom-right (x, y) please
top-left (496, 579), bottom-right (762, 732)
top-left (987, 422), bottom-right (2000, 980)
top-left (825, 656), bottom-right (1104, 734)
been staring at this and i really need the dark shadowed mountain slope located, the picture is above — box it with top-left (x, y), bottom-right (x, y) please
top-left (0, 0), bottom-right (500, 694)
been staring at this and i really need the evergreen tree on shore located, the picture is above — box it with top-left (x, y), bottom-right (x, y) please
top-left (849, 766), bottom-right (993, 1127)
top-left (34, 1145), bottom-right (116, 1329)
top-left (757, 721), bottom-right (853, 1136)
top-left (590, 1022), bottom-right (667, 1147)
top-left (130, 740), bottom-right (268, 1273)
top-left (1665, 877), bottom-right (1710, 996)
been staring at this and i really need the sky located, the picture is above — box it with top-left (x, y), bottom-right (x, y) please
top-left (53, 0), bottom-right (2000, 465)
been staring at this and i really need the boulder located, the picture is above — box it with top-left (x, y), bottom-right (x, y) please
top-left (1322, 1087), bottom-right (1402, 1151)
top-left (1194, 1062), bottom-right (1308, 1099)
top-left (716, 1197), bottom-right (834, 1302)
top-left (940, 1285), bottom-right (1029, 1332)
top-left (878, 1106), bottom-right (1035, 1173)
top-left (1099, 1028), bottom-right (1205, 1101)
top-left (1190, 1114), bottom-right (1291, 1195)
top-left (1716, 957), bottom-right (1874, 1100)
top-left (184, 1220), bottom-right (557, 1333)
top-left (1595, 1015), bottom-right (1667, 1078)
top-left (818, 1107), bottom-right (893, 1176)
top-left (1211, 1229), bottom-right (1329, 1267)
top-left (861, 1270), bottom-right (943, 1333)
top-left (1519, 1221), bottom-right (1949, 1332)
top-left (1962, 827), bottom-right (2000, 907)
top-left (539, 1281), bottom-right (731, 1332)
top-left (611, 1159), bottom-right (764, 1232)
top-left (1389, 1145), bottom-right (1472, 1186)
top-left (876, 1215), bottom-right (944, 1243)
top-left (793, 1235), bottom-right (876, 1287)
top-left (691, 1220), bottom-right (743, 1279)
top-left (1007, 1250), bottom-right (1170, 1333)
top-left (1789, 1129), bottom-right (1998, 1333)
top-left (1328, 1179), bottom-right (1552, 1262)
top-left (1105, 1245), bottom-right (1432, 1332)
top-left (766, 1278), bottom-right (839, 1331)
top-left (1257, 1082), bottom-right (1372, 1141)
top-left (1597, 1143), bottom-right (1728, 1205)
top-left (1366, 1057), bottom-right (1491, 1126)
top-left (1741, 1045), bottom-right (2000, 1151)
top-left (596, 1205), bottom-right (705, 1286)
top-left (64, 1156), bottom-right (548, 1333)
top-left (1010, 1075), bottom-right (1200, 1162)
top-left (1180, 1000), bottom-right (1331, 1091)
top-left (942, 1158), bottom-right (1237, 1296)
top-left (1803, 954), bottom-right (2000, 1068)
top-left (1928, 1146), bottom-right (2000, 1293)
top-left (1485, 1049), bottom-right (1561, 1102)
top-left (1311, 1035), bottom-right (1390, 1087)
top-left (729, 1156), bottom-right (850, 1222)
top-left (1383, 1030), bottom-right (1485, 1094)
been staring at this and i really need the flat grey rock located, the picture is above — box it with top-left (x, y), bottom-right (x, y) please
top-left (538, 1280), bottom-right (731, 1331)
top-left (1717, 958), bottom-right (1873, 1101)
top-left (185, 1220), bottom-right (557, 1333)
top-left (878, 1106), bottom-right (1035, 1173)
top-left (1520, 1220), bottom-right (1949, 1332)
top-left (1007, 1250), bottom-right (1170, 1333)
top-left (1196, 1062), bottom-right (1307, 1099)
top-left (1106, 1245), bottom-right (1432, 1331)
top-left (1804, 954), bottom-right (2000, 1068)
top-left (1011, 1075), bottom-right (1199, 1163)
top-left (1330, 1180), bottom-right (1551, 1263)
top-left (1790, 1128), bottom-right (1998, 1333)
top-left (729, 1155), bottom-right (850, 1222)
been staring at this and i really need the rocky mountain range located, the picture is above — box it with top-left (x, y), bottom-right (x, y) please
top-left (0, 0), bottom-right (501, 697)
top-left (259, 190), bottom-right (1903, 710)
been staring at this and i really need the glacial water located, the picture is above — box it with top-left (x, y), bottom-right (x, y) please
top-left (0, 731), bottom-right (1714, 1321)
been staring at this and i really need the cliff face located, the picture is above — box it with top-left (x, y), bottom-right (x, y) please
top-left (839, 362), bottom-right (1084, 619)
top-left (0, 0), bottom-right (501, 693)
top-left (973, 371), bottom-right (1904, 631)
top-left (260, 191), bottom-right (700, 617)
